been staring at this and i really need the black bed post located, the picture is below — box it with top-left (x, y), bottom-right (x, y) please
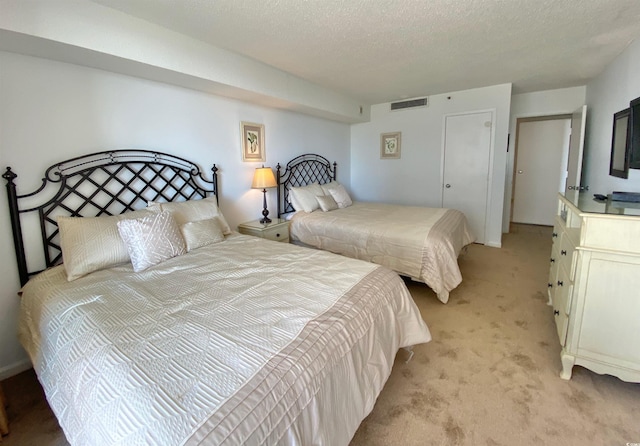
top-left (3, 167), bottom-right (29, 286)
top-left (333, 162), bottom-right (337, 181)
top-left (276, 163), bottom-right (282, 219)
top-left (212, 164), bottom-right (219, 204)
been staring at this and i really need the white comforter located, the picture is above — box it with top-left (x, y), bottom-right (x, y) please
top-left (290, 202), bottom-right (475, 303)
top-left (19, 233), bottom-right (431, 446)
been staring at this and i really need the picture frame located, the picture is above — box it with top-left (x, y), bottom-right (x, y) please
top-left (241, 122), bottom-right (266, 162)
top-left (380, 132), bottom-right (401, 159)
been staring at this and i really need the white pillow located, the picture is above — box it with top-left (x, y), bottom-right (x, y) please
top-left (180, 217), bottom-right (225, 252)
top-left (146, 202), bottom-right (162, 213)
top-left (117, 211), bottom-right (186, 272)
top-left (329, 184), bottom-right (353, 208)
top-left (316, 195), bottom-right (338, 212)
top-left (320, 180), bottom-right (341, 195)
top-left (289, 183), bottom-right (324, 213)
top-left (58, 209), bottom-right (154, 281)
top-left (148, 196), bottom-right (231, 235)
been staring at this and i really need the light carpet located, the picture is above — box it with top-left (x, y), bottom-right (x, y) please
top-left (1, 224), bottom-right (639, 445)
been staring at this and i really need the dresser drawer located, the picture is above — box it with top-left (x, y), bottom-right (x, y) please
top-left (553, 265), bottom-right (573, 346)
top-left (558, 234), bottom-right (577, 281)
top-left (548, 240), bottom-right (560, 303)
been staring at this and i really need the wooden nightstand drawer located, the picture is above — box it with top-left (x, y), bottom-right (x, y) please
top-left (237, 219), bottom-right (290, 243)
top-left (260, 224), bottom-right (289, 242)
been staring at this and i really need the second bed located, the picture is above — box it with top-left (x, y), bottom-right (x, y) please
top-left (277, 154), bottom-right (475, 304)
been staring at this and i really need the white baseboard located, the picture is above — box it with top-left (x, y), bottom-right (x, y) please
top-left (0, 358), bottom-right (32, 380)
top-left (485, 241), bottom-right (502, 248)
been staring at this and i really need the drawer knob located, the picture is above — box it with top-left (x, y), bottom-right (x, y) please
top-left (276, 233), bottom-right (280, 238)
top-left (548, 283), bottom-right (553, 288)
top-left (557, 280), bottom-right (563, 287)
top-left (550, 258), bottom-right (555, 263)
top-left (561, 250), bottom-right (567, 255)
top-left (554, 310), bottom-right (560, 316)
top-left (552, 232), bottom-right (558, 238)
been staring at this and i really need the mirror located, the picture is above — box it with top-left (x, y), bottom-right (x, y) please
top-left (610, 108), bottom-right (631, 178)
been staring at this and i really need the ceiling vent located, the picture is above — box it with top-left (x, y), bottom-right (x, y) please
top-left (390, 97), bottom-right (428, 111)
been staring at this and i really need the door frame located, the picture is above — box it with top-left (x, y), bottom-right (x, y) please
top-left (440, 108), bottom-right (496, 245)
top-left (510, 114), bottom-right (571, 226)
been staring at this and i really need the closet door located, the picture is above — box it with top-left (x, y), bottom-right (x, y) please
top-left (442, 111), bottom-right (493, 244)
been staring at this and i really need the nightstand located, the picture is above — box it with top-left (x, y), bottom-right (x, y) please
top-left (237, 218), bottom-right (290, 243)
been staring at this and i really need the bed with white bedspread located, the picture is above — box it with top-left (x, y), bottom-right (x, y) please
top-left (5, 150), bottom-right (431, 445)
top-left (20, 234), bottom-right (430, 445)
top-left (289, 202), bottom-right (474, 303)
top-left (277, 154), bottom-right (475, 304)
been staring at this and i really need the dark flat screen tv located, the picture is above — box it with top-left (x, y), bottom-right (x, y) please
top-left (629, 96), bottom-right (640, 169)
top-left (610, 108), bottom-right (631, 178)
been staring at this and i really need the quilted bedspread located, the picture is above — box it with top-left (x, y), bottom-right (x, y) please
top-left (289, 202), bottom-right (475, 303)
top-left (19, 233), bottom-right (431, 445)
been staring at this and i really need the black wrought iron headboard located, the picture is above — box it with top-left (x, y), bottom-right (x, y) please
top-left (3, 149), bottom-right (218, 286)
top-left (276, 153), bottom-right (336, 217)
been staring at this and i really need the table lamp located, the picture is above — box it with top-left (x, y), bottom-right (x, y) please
top-left (251, 166), bottom-right (277, 223)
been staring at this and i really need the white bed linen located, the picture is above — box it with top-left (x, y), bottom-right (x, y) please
top-left (289, 202), bottom-right (475, 303)
top-left (19, 233), bottom-right (431, 446)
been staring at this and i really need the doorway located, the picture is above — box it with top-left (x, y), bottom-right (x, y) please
top-left (511, 115), bottom-right (571, 226)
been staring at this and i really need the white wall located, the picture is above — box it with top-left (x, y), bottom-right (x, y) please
top-left (350, 83), bottom-right (512, 248)
top-left (0, 51), bottom-right (351, 378)
top-left (0, 0), bottom-right (367, 123)
top-left (505, 86), bottom-right (587, 229)
top-left (584, 38), bottom-right (640, 194)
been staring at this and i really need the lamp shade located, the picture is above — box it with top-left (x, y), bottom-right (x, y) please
top-left (251, 166), bottom-right (277, 189)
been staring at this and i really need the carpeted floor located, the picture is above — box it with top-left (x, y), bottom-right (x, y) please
top-left (1, 224), bottom-right (639, 445)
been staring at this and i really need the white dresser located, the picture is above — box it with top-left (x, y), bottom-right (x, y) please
top-left (548, 192), bottom-right (640, 382)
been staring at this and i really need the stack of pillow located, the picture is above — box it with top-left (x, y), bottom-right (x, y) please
top-left (289, 181), bottom-right (352, 213)
top-left (57, 196), bottom-right (230, 279)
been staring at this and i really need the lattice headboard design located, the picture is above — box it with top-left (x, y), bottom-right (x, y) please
top-left (3, 149), bottom-right (218, 285)
top-left (276, 154), bottom-right (336, 217)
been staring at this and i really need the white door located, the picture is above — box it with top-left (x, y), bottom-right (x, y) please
top-left (512, 118), bottom-right (571, 225)
top-left (442, 111), bottom-right (493, 244)
top-left (565, 105), bottom-right (588, 193)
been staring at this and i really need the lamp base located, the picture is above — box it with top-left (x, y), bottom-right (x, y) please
top-left (260, 188), bottom-right (272, 224)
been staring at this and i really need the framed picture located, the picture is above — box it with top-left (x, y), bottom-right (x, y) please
top-left (380, 132), bottom-right (401, 159)
top-left (241, 122), bottom-right (265, 162)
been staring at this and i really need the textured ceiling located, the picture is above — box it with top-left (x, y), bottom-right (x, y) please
top-left (90, 0), bottom-right (640, 104)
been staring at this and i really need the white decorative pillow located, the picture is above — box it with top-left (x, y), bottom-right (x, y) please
top-left (320, 180), bottom-right (341, 195)
top-left (328, 184), bottom-right (353, 208)
top-left (58, 209), bottom-right (154, 281)
top-left (180, 217), bottom-right (225, 252)
top-left (148, 196), bottom-right (231, 235)
top-left (316, 195), bottom-right (338, 212)
top-left (117, 211), bottom-right (186, 272)
top-left (289, 183), bottom-right (324, 213)
top-left (146, 202), bottom-right (162, 213)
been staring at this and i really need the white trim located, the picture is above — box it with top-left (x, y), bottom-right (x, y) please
top-left (0, 358), bottom-right (32, 380)
top-left (440, 108), bottom-right (496, 246)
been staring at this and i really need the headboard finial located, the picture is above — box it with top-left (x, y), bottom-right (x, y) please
top-left (2, 166), bottom-right (17, 183)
